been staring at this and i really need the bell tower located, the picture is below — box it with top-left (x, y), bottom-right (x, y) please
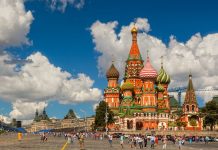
top-left (104, 63), bottom-right (120, 108)
top-left (124, 25), bottom-right (144, 101)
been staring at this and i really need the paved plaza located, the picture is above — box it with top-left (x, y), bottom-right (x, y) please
top-left (0, 133), bottom-right (218, 150)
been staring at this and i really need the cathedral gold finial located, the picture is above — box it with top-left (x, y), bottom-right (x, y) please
top-left (131, 23), bottom-right (138, 33)
top-left (111, 54), bottom-right (115, 63)
top-left (161, 56), bottom-right (163, 68)
top-left (147, 50), bottom-right (149, 58)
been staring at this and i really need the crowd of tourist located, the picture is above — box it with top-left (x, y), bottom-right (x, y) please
top-left (37, 131), bottom-right (217, 149)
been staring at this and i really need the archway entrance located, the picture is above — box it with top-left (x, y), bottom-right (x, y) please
top-left (136, 121), bottom-right (143, 130)
top-left (127, 120), bottom-right (133, 129)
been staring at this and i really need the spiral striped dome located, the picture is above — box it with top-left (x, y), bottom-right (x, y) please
top-left (139, 57), bottom-right (158, 79)
top-left (156, 67), bottom-right (170, 84)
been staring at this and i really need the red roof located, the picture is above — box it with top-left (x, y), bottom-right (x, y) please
top-left (128, 26), bottom-right (142, 60)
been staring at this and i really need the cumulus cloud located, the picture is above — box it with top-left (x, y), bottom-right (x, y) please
top-left (9, 101), bottom-right (47, 120)
top-left (0, 0), bottom-right (100, 121)
top-left (92, 103), bottom-right (98, 112)
top-left (90, 18), bottom-right (218, 102)
top-left (0, 51), bottom-right (102, 120)
top-left (0, 52), bottom-right (102, 104)
top-left (0, 0), bottom-right (33, 47)
top-left (0, 115), bottom-right (11, 124)
top-left (48, 0), bottom-right (85, 12)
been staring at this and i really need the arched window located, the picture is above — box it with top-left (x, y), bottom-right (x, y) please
top-left (192, 105), bottom-right (195, 112)
top-left (186, 105), bottom-right (189, 112)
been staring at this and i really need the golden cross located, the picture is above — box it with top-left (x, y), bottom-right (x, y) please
top-left (111, 54), bottom-right (115, 63)
top-left (161, 56), bottom-right (163, 68)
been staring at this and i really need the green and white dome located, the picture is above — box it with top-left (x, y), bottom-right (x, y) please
top-left (156, 83), bottom-right (165, 92)
top-left (121, 82), bottom-right (134, 91)
top-left (157, 67), bottom-right (170, 84)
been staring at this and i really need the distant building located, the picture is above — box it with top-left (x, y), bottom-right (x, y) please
top-left (34, 108), bottom-right (50, 122)
top-left (30, 108), bottom-right (95, 132)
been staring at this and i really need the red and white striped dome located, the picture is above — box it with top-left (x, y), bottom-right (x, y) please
top-left (140, 56), bottom-right (157, 79)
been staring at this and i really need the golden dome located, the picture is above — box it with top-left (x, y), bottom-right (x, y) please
top-left (131, 26), bottom-right (137, 33)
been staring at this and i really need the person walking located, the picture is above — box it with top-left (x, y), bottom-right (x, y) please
top-left (67, 134), bottom-right (72, 144)
top-left (178, 137), bottom-right (182, 150)
top-left (79, 132), bottom-right (85, 150)
top-left (133, 135), bottom-right (137, 148)
top-left (108, 134), bottom-right (113, 147)
top-left (150, 135), bottom-right (155, 149)
top-left (162, 135), bottom-right (167, 149)
top-left (128, 135), bottom-right (134, 148)
top-left (144, 135), bottom-right (147, 148)
top-left (17, 132), bottom-right (22, 141)
top-left (138, 136), bottom-right (143, 149)
top-left (205, 136), bottom-right (209, 144)
top-left (120, 134), bottom-right (124, 149)
top-left (155, 136), bottom-right (158, 145)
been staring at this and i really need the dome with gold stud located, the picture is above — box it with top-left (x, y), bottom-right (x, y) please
top-left (156, 56), bottom-right (170, 84)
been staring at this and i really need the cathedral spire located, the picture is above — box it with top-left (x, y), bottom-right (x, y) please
top-left (131, 24), bottom-right (138, 41)
top-left (184, 74), bottom-right (197, 105)
top-left (187, 74), bottom-right (193, 91)
top-left (127, 25), bottom-right (142, 61)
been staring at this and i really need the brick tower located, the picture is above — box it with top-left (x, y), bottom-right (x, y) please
top-left (124, 26), bottom-right (144, 103)
top-left (104, 63), bottom-right (120, 108)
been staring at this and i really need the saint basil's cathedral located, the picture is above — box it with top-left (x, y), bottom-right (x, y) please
top-left (104, 26), bottom-right (202, 131)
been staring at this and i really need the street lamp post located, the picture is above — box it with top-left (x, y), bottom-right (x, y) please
top-left (80, 109), bottom-right (87, 132)
top-left (105, 105), bottom-right (109, 133)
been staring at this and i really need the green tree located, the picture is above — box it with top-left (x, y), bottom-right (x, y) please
top-left (168, 121), bottom-right (176, 127)
top-left (176, 120), bottom-right (187, 130)
top-left (94, 101), bottom-right (114, 130)
top-left (189, 118), bottom-right (197, 126)
top-left (201, 100), bottom-right (218, 130)
top-left (64, 109), bottom-right (77, 119)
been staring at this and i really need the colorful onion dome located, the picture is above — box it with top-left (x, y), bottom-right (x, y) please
top-left (139, 55), bottom-right (158, 79)
top-left (121, 82), bottom-right (134, 91)
top-left (106, 63), bottom-right (119, 79)
top-left (157, 66), bottom-right (170, 84)
top-left (156, 83), bottom-right (165, 92)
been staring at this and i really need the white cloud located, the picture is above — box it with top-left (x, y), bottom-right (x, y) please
top-left (9, 101), bottom-right (47, 120)
top-left (0, 52), bottom-right (102, 104)
top-left (0, 51), bottom-right (102, 120)
top-left (0, 0), bottom-right (33, 47)
top-left (90, 18), bottom-right (218, 103)
top-left (0, 0), bottom-right (101, 122)
top-left (0, 115), bottom-right (11, 124)
top-left (92, 103), bottom-right (98, 112)
top-left (48, 0), bottom-right (85, 12)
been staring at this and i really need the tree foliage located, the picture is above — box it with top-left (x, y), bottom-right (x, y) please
top-left (201, 100), bottom-right (218, 130)
top-left (168, 121), bottom-right (176, 127)
top-left (64, 109), bottom-right (76, 119)
top-left (176, 120), bottom-right (187, 129)
top-left (94, 101), bottom-right (114, 130)
top-left (189, 118), bottom-right (197, 126)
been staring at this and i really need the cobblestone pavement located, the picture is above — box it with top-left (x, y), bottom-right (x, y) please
top-left (0, 133), bottom-right (218, 150)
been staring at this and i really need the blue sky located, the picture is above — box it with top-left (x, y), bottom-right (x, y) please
top-left (1, 0), bottom-right (218, 121)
